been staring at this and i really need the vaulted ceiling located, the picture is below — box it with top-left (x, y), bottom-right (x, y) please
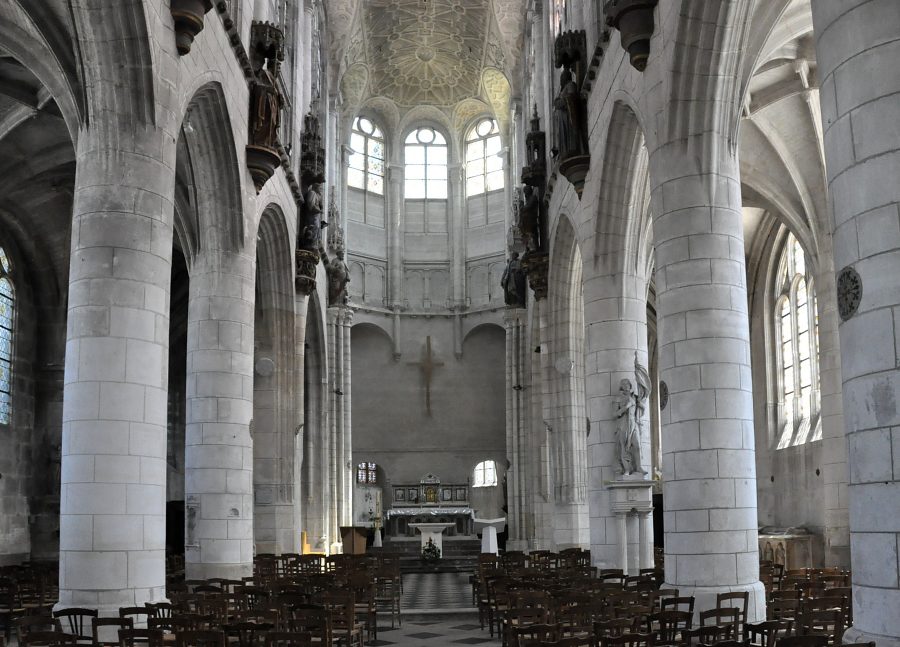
top-left (327, 0), bottom-right (525, 121)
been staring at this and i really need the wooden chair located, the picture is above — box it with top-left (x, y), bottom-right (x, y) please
top-left (52, 608), bottom-right (97, 645)
top-left (510, 622), bottom-right (559, 647)
top-left (321, 591), bottom-right (362, 647)
top-left (746, 620), bottom-right (793, 647)
top-left (594, 619), bottom-right (636, 639)
top-left (145, 604), bottom-right (174, 620)
top-left (20, 631), bottom-right (78, 647)
top-left (799, 610), bottom-right (844, 643)
top-left (599, 632), bottom-right (654, 647)
top-left (281, 607), bottom-right (330, 644)
top-left (506, 608), bottom-right (552, 647)
top-left (263, 632), bottom-right (313, 647)
top-left (660, 596), bottom-right (695, 616)
top-left (119, 608), bottom-right (152, 626)
top-left (17, 616), bottom-right (63, 643)
top-left (224, 621), bottom-right (275, 647)
top-left (775, 636), bottom-right (829, 647)
top-left (117, 629), bottom-right (165, 647)
top-left (716, 592), bottom-right (749, 635)
top-left (650, 610), bottom-right (692, 646)
top-left (174, 630), bottom-right (226, 647)
top-left (0, 578), bottom-right (23, 644)
top-left (93, 618), bottom-right (134, 647)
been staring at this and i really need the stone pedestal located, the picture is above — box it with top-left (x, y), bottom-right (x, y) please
top-left (607, 479), bottom-right (654, 575)
top-left (475, 518), bottom-right (506, 555)
top-left (410, 522), bottom-right (455, 556)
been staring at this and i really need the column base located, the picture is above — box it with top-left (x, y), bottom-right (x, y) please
top-left (843, 625), bottom-right (900, 647)
top-left (663, 580), bottom-right (767, 624)
top-left (185, 562), bottom-right (253, 581)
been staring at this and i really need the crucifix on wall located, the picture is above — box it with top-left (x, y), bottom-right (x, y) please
top-left (407, 336), bottom-right (444, 416)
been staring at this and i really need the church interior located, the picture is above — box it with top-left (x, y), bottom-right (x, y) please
top-left (0, 0), bottom-right (898, 645)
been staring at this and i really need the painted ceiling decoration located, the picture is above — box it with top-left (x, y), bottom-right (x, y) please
top-left (327, 0), bottom-right (525, 124)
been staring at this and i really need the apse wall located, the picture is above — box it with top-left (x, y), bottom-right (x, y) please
top-left (350, 320), bottom-right (507, 519)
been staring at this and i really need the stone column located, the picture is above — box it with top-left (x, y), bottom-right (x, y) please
top-left (616, 513), bottom-right (628, 572)
top-left (387, 164), bottom-right (404, 308)
top-left (649, 138), bottom-right (765, 621)
top-left (811, 2), bottom-right (900, 643)
top-left (449, 163), bottom-right (466, 308)
top-left (504, 307), bottom-right (531, 550)
top-left (184, 249), bottom-right (255, 579)
top-left (58, 129), bottom-right (174, 612)
top-left (326, 306), bottom-right (353, 546)
top-left (340, 307), bottom-right (353, 527)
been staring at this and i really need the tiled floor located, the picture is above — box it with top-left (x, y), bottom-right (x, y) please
top-left (369, 572), bottom-right (499, 645)
top-left (371, 619), bottom-right (499, 646)
top-left (401, 572), bottom-right (475, 610)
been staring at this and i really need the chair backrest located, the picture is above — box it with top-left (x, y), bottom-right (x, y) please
top-left (652, 610), bottom-right (692, 643)
top-left (716, 591), bottom-right (749, 622)
top-left (17, 617), bottom-right (63, 641)
top-left (145, 603), bottom-right (174, 619)
top-left (282, 607), bottom-right (329, 643)
top-left (263, 632), bottom-right (313, 647)
top-left (660, 596), bottom-right (695, 615)
top-left (117, 629), bottom-right (165, 647)
top-left (21, 631), bottom-right (77, 647)
top-left (594, 618), bottom-right (636, 638)
top-left (174, 630), bottom-right (226, 647)
top-left (747, 619), bottom-right (793, 647)
top-left (600, 632), bottom-right (653, 647)
top-left (119, 608), bottom-right (150, 622)
top-left (512, 622), bottom-right (559, 644)
top-left (93, 618), bottom-right (134, 646)
top-left (52, 608), bottom-right (97, 638)
top-left (228, 621), bottom-right (275, 647)
top-left (775, 636), bottom-right (830, 647)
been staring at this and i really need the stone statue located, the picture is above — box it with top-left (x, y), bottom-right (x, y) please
top-left (325, 253), bottom-right (350, 306)
top-left (518, 185), bottom-right (541, 252)
top-left (554, 68), bottom-right (589, 159)
top-left (298, 182), bottom-right (324, 251)
top-left (501, 252), bottom-right (527, 308)
top-left (249, 67), bottom-right (282, 150)
top-left (614, 353), bottom-right (650, 477)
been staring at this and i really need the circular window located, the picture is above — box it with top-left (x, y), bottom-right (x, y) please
top-left (417, 127), bottom-right (436, 144)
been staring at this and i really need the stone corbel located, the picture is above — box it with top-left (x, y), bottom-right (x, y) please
top-left (604, 0), bottom-right (659, 72)
top-left (171, 0), bottom-right (214, 55)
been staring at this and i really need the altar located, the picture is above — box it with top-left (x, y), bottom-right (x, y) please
top-left (384, 473), bottom-right (475, 537)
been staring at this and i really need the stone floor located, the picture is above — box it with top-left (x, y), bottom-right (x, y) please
top-left (368, 572), bottom-right (499, 645)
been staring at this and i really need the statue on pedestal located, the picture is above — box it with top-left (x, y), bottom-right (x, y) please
top-left (518, 185), bottom-right (541, 252)
top-left (325, 253), bottom-right (351, 306)
top-left (298, 182), bottom-right (324, 251)
top-left (501, 252), bottom-right (527, 308)
top-left (615, 353), bottom-right (650, 477)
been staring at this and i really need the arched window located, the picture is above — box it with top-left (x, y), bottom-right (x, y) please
top-left (775, 233), bottom-right (820, 449)
top-left (0, 247), bottom-right (13, 425)
top-left (472, 460), bottom-right (497, 488)
top-left (465, 118), bottom-right (504, 197)
top-left (357, 461), bottom-right (377, 484)
top-left (348, 117), bottom-right (385, 195)
top-left (404, 126), bottom-right (448, 200)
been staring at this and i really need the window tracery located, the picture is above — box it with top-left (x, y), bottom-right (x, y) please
top-left (357, 461), bottom-right (377, 484)
top-left (348, 116), bottom-right (385, 195)
top-left (0, 247), bottom-right (13, 425)
top-left (775, 233), bottom-right (821, 449)
top-left (404, 126), bottom-right (448, 200)
top-left (473, 460), bottom-right (497, 487)
top-left (465, 118), bottom-right (504, 197)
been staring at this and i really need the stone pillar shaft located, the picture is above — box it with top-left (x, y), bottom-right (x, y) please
top-left (811, 2), bottom-right (900, 643)
top-left (650, 138), bottom-right (764, 621)
top-left (184, 249), bottom-right (255, 579)
top-left (505, 308), bottom-right (530, 549)
top-left (59, 130), bottom-right (174, 611)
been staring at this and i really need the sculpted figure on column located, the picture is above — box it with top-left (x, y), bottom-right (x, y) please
top-left (325, 254), bottom-right (351, 306)
top-left (518, 186), bottom-right (541, 252)
top-left (501, 252), bottom-right (527, 308)
top-left (249, 65), bottom-right (282, 150)
top-left (615, 354), bottom-right (650, 476)
top-left (298, 182), bottom-right (324, 251)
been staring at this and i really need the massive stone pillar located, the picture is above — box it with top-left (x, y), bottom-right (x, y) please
top-left (649, 138), bottom-right (765, 621)
top-left (326, 306), bottom-right (352, 548)
top-left (59, 129), bottom-right (174, 611)
top-left (184, 249), bottom-right (255, 579)
top-left (811, 2), bottom-right (900, 644)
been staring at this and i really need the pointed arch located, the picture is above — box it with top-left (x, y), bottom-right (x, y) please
top-left (179, 82), bottom-right (246, 252)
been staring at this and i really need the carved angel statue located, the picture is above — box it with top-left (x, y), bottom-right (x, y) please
top-left (614, 352), bottom-right (651, 477)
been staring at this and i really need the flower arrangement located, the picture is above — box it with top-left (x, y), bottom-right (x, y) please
top-left (421, 538), bottom-right (441, 562)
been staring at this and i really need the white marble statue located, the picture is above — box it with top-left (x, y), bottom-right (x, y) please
top-left (615, 353), bottom-right (650, 477)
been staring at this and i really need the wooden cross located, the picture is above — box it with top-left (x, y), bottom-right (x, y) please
top-left (407, 336), bottom-right (444, 416)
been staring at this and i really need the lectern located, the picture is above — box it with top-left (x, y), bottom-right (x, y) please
top-left (340, 526), bottom-right (368, 554)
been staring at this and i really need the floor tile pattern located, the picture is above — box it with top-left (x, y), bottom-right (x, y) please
top-left (400, 572), bottom-right (475, 610)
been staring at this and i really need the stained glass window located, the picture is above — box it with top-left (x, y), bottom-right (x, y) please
top-left (775, 232), bottom-right (820, 449)
top-left (465, 118), bottom-right (504, 197)
top-left (0, 247), bottom-right (13, 425)
top-left (405, 127), bottom-right (448, 200)
top-left (348, 117), bottom-right (385, 195)
top-left (357, 461), bottom-right (377, 484)
top-left (473, 460), bottom-right (497, 488)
